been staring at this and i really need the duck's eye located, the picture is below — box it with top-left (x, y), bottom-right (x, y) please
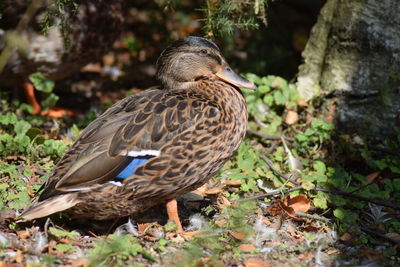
top-left (199, 49), bottom-right (208, 55)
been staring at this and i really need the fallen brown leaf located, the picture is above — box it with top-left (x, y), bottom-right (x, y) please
top-left (223, 180), bottom-right (243, 187)
top-left (217, 195), bottom-right (231, 207)
top-left (191, 184), bottom-right (209, 197)
top-left (239, 244), bottom-right (256, 252)
top-left (301, 224), bottom-right (320, 232)
top-left (214, 219), bottom-right (227, 228)
top-left (339, 232), bottom-right (353, 245)
top-left (285, 194), bottom-right (310, 213)
top-left (265, 200), bottom-right (287, 216)
top-left (245, 258), bottom-right (270, 267)
top-left (137, 222), bottom-right (155, 235)
top-left (230, 232), bottom-right (246, 240)
top-left (366, 171), bottom-right (381, 182)
top-left (205, 187), bottom-right (222, 195)
top-left (298, 251), bottom-right (313, 260)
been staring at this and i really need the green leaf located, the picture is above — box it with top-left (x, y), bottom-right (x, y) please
top-left (41, 93), bottom-right (59, 110)
top-left (302, 173), bottom-right (328, 183)
top-left (258, 85), bottom-right (270, 94)
top-left (301, 181), bottom-right (315, 190)
top-left (263, 94), bottom-right (274, 106)
top-left (295, 133), bottom-right (308, 143)
top-left (8, 191), bottom-right (30, 209)
top-left (28, 72), bottom-right (54, 93)
top-left (89, 235), bottom-right (143, 266)
top-left (48, 227), bottom-right (79, 240)
top-left (274, 146), bottom-right (284, 162)
top-left (393, 179), bottom-right (400, 190)
top-left (333, 208), bottom-right (357, 223)
top-left (19, 103), bottom-right (34, 114)
top-left (0, 113), bottom-right (17, 125)
top-left (313, 197), bottom-right (327, 209)
top-left (270, 76), bottom-right (288, 89)
top-left (124, 37), bottom-right (140, 51)
top-left (14, 120), bottom-right (31, 136)
top-left (313, 161), bottom-right (326, 174)
top-left (273, 90), bottom-right (286, 105)
top-left (238, 157), bottom-right (254, 172)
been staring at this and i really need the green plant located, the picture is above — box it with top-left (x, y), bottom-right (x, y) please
top-left (201, 0), bottom-right (272, 37)
top-left (28, 72), bottom-right (59, 111)
top-left (244, 74), bottom-right (299, 135)
top-left (88, 234), bottom-right (152, 266)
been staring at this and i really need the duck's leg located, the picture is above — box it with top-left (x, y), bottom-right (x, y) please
top-left (23, 81), bottom-right (78, 118)
top-left (23, 81), bottom-right (41, 114)
top-left (166, 198), bottom-right (183, 232)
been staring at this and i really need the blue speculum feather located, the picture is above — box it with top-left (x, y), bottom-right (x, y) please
top-left (116, 156), bottom-right (154, 179)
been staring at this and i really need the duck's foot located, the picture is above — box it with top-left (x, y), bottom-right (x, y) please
top-left (23, 81), bottom-right (41, 114)
top-left (166, 198), bottom-right (183, 232)
top-left (40, 106), bottom-right (78, 118)
top-left (165, 199), bottom-right (202, 240)
top-left (23, 81), bottom-right (79, 118)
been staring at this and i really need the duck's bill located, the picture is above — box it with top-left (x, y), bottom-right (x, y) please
top-left (216, 67), bottom-right (257, 90)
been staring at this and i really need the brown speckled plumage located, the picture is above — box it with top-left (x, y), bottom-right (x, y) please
top-left (21, 36), bottom-right (256, 221)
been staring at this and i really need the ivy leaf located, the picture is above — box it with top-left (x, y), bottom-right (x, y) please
top-left (313, 197), bottom-right (327, 209)
top-left (273, 90), bottom-right (286, 106)
top-left (313, 161), bottom-right (326, 174)
top-left (41, 93), bottom-right (59, 110)
top-left (14, 120), bottom-right (31, 136)
top-left (333, 208), bottom-right (358, 223)
top-left (29, 72), bottom-right (54, 93)
top-left (48, 227), bottom-right (79, 240)
top-left (0, 113), bottom-right (18, 125)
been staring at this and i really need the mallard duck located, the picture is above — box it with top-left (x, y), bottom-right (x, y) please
top-left (0, 0), bottom-right (123, 117)
top-left (20, 36), bottom-right (256, 231)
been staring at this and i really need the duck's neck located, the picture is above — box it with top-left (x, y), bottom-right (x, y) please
top-left (195, 78), bottom-right (248, 122)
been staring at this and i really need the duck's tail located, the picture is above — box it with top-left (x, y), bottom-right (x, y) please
top-left (19, 194), bottom-right (79, 220)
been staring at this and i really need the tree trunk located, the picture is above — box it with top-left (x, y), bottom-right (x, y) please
top-left (297, 0), bottom-right (400, 141)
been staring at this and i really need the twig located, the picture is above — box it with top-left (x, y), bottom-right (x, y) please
top-left (312, 187), bottom-right (400, 211)
top-left (260, 155), bottom-right (300, 186)
top-left (247, 129), bottom-right (294, 142)
top-left (233, 185), bottom-right (303, 203)
top-left (359, 225), bottom-right (400, 245)
top-left (295, 211), bottom-right (331, 224)
top-left (240, 185), bottom-right (400, 211)
top-left (44, 217), bottom-right (54, 237)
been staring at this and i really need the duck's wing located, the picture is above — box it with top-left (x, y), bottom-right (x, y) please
top-left (37, 89), bottom-right (217, 200)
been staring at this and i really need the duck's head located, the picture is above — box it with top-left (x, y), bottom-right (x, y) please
top-left (156, 36), bottom-right (256, 90)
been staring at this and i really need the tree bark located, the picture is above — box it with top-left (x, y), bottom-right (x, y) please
top-left (297, 0), bottom-right (400, 141)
